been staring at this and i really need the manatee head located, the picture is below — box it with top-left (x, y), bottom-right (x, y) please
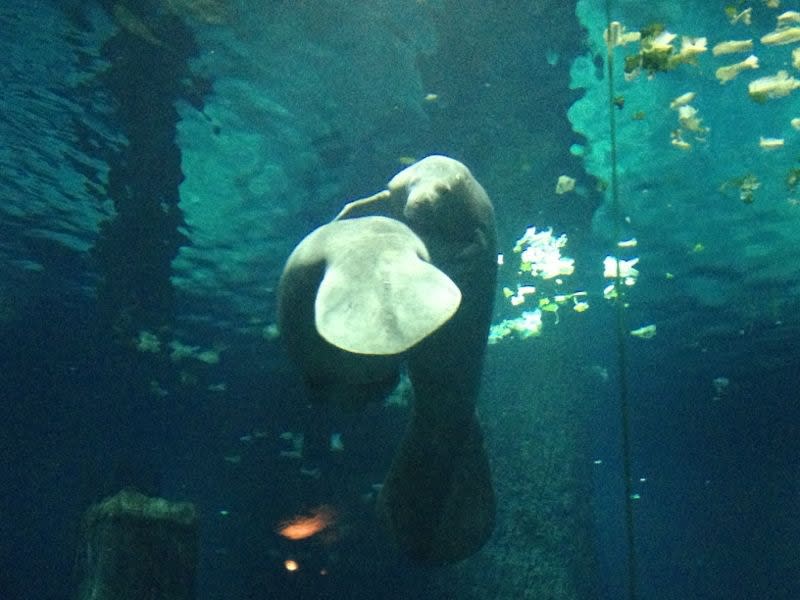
top-left (386, 155), bottom-right (496, 268)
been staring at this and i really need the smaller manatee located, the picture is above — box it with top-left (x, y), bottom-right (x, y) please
top-left (312, 218), bottom-right (461, 355)
top-left (277, 215), bottom-right (460, 407)
top-left (337, 156), bottom-right (497, 564)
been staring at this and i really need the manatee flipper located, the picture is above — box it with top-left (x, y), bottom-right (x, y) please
top-left (377, 400), bottom-right (495, 564)
top-left (278, 215), bottom-right (460, 408)
top-left (333, 189), bottom-right (392, 221)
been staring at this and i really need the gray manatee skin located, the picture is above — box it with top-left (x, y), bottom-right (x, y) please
top-left (337, 155), bottom-right (497, 564)
top-left (277, 217), bottom-right (420, 409)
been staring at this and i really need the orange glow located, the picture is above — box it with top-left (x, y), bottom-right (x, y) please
top-left (283, 559), bottom-right (299, 572)
top-left (276, 505), bottom-right (336, 541)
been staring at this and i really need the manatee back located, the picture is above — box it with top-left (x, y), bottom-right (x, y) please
top-left (277, 216), bottom-right (461, 407)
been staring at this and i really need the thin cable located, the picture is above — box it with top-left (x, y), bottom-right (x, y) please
top-left (604, 2), bottom-right (638, 599)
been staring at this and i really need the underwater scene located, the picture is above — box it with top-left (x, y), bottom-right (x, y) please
top-left (2, 0), bottom-right (799, 598)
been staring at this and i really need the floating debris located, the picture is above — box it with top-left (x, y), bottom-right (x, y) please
top-left (488, 310), bottom-right (543, 344)
top-left (538, 298), bottom-right (561, 323)
top-left (761, 26), bottom-right (800, 45)
top-left (299, 467), bottom-right (321, 479)
top-left (383, 374), bottom-right (413, 408)
top-left (168, 340), bottom-right (222, 364)
top-left (262, 323), bottom-right (280, 341)
top-left (572, 294), bottom-right (590, 312)
top-left (712, 376), bottom-right (731, 399)
top-left (726, 7), bottom-right (752, 26)
top-left (279, 432), bottom-right (304, 459)
top-left (721, 174), bottom-right (761, 203)
top-left (712, 39), bottom-right (753, 56)
top-left (136, 330), bottom-right (161, 353)
top-left (677, 105), bottom-right (706, 134)
top-left (777, 11), bottom-right (800, 26)
top-left (759, 136), bottom-right (785, 150)
top-left (505, 284), bottom-right (538, 307)
top-left (786, 167), bottom-right (800, 191)
top-left (639, 26), bottom-right (678, 74)
top-left (603, 256), bottom-right (640, 285)
top-left (749, 71), bottom-right (800, 102)
top-left (360, 483), bottom-right (384, 503)
top-left (674, 36), bottom-right (707, 64)
top-left (588, 365), bottom-right (610, 382)
top-left (630, 324), bottom-right (657, 339)
top-left (604, 21), bottom-right (641, 48)
top-left (602, 284), bottom-right (618, 300)
top-left (716, 55), bottom-right (759, 83)
top-left (149, 380), bottom-right (168, 398)
top-left (329, 433), bottom-right (344, 452)
top-left (514, 227), bottom-right (574, 279)
top-left (195, 349), bottom-right (220, 364)
top-left (671, 131), bottom-right (692, 151)
top-left (179, 370), bottom-right (198, 387)
top-left (276, 505), bottom-right (336, 541)
top-left (669, 91), bottom-right (696, 109)
top-left (555, 175), bottom-right (576, 195)
top-left (669, 100), bottom-right (709, 150)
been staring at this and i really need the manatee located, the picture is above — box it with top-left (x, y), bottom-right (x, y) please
top-left (278, 156), bottom-right (496, 563)
top-left (337, 155), bottom-right (498, 564)
top-left (277, 215), bottom-right (461, 409)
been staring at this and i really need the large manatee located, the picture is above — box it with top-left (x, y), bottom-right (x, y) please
top-left (338, 155), bottom-right (497, 563)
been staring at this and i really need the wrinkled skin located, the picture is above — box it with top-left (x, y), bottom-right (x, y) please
top-left (337, 155), bottom-right (497, 563)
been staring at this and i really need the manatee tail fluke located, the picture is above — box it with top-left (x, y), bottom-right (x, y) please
top-left (377, 410), bottom-right (495, 564)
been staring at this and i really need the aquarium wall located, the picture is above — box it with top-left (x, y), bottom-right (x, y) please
top-left (569, 1), bottom-right (800, 598)
top-left (1, 0), bottom-right (799, 599)
top-left (572, 0), bottom-right (800, 345)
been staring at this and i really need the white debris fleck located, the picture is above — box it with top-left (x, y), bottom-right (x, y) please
top-left (330, 433), bottom-right (344, 452)
top-left (555, 175), bottom-right (576, 195)
top-left (604, 256), bottom-right (640, 284)
top-left (630, 324), bottom-right (657, 339)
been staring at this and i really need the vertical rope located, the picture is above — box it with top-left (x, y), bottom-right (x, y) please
top-left (603, 1), bottom-right (639, 598)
